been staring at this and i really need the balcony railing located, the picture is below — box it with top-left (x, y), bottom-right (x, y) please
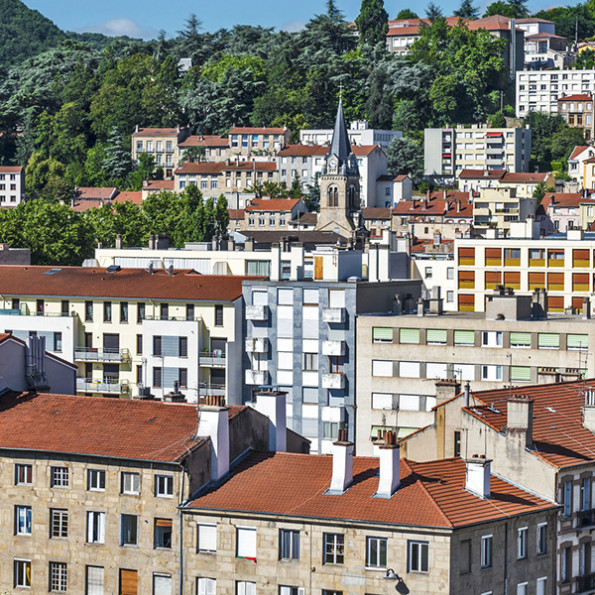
top-left (576, 508), bottom-right (595, 528)
top-left (576, 573), bottom-right (595, 593)
top-left (74, 347), bottom-right (131, 363)
top-left (245, 369), bottom-right (269, 385)
top-left (322, 372), bottom-right (346, 389)
top-left (246, 305), bottom-right (269, 321)
top-left (198, 383), bottom-right (226, 397)
top-left (199, 351), bottom-right (227, 367)
top-left (76, 377), bottom-right (130, 395)
top-left (322, 307), bottom-right (346, 324)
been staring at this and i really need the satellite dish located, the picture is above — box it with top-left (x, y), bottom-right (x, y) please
top-left (168, 264), bottom-right (174, 276)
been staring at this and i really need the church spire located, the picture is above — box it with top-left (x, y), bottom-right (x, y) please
top-left (328, 94), bottom-right (352, 168)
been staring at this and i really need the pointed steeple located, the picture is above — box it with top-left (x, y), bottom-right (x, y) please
top-left (328, 97), bottom-right (351, 167)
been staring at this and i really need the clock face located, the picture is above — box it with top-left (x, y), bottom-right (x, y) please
top-left (329, 159), bottom-right (336, 169)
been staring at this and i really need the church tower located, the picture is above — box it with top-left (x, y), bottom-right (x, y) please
top-left (315, 97), bottom-right (361, 237)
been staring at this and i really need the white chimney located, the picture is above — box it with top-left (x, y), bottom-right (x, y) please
top-left (376, 431), bottom-right (400, 498)
top-left (254, 389), bottom-right (287, 452)
top-left (197, 406), bottom-right (230, 482)
top-left (465, 455), bottom-right (491, 499)
top-left (327, 429), bottom-right (353, 494)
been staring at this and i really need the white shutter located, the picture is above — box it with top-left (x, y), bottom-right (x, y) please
top-left (277, 352), bottom-right (294, 370)
top-left (372, 360), bottom-right (393, 377)
top-left (252, 289), bottom-right (268, 305)
top-left (278, 289), bottom-right (294, 305)
top-left (198, 578), bottom-right (216, 595)
top-left (399, 362), bottom-right (420, 378)
top-left (329, 289), bottom-right (345, 308)
top-left (86, 566), bottom-right (104, 595)
top-left (98, 512), bottom-right (105, 543)
top-left (237, 527), bottom-right (257, 558)
top-left (426, 362), bottom-right (448, 379)
top-left (153, 574), bottom-right (171, 595)
top-left (198, 524), bottom-right (217, 552)
top-left (87, 511), bottom-right (94, 543)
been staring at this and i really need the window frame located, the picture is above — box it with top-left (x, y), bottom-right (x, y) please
top-left (121, 471), bottom-right (140, 495)
top-left (279, 528), bottom-right (300, 560)
top-left (86, 511), bottom-right (105, 544)
top-left (154, 518), bottom-right (173, 549)
top-left (120, 513), bottom-right (138, 546)
top-left (15, 463), bottom-right (32, 485)
top-left (87, 469), bottom-right (105, 492)
top-left (14, 559), bottom-right (31, 588)
top-left (481, 535), bottom-right (493, 568)
top-left (323, 532), bottom-right (344, 565)
top-left (407, 540), bottom-right (429, 573)
top-left (517, 527), bottom-right (528, 560)
top-left (155, 474), bottom-right (174, 498)
top-left (15, 505), bottom-right (31, 536)
top-left (197, 523), bottom-right (217, 553)
top-left (50, 508), bottom-right (69, 539)
top-left (50, 466), bottom-right (69, 488)
top-left (537, 523), bottom-right (547, 556)
top-left (365, 536), bottom-right (388, 569)
top-left (49, 561), bottom-right (67, 592)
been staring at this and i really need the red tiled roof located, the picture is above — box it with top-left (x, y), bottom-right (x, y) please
top-left (387, 16), bottom-right (461, 35)
top-left (0, 267), bottom-right (260, 301)
top-left (113, 191), bottom-right (142, 205)
top-left (544, 192), bottom-right (582, 207)
top-left (516, 17), bottom-right (554, 23)
top-left (458, 169), bottom-right (506, 180)
top-left (175, 162), bottom-right (226, 175)
top-left (558, 94), bottom-right (593, 102)
top-left (352, 145), bottom-right (378, 156)
top-left (392, 192), bottom-right (473, 217)
top-left (187, 452), bottom-right (556, 527)
top-left (228, 209), bottom-right (245, 220)
top-left (278, 145), bottom-right (328, 157)
top-left (76, 187), bottom-right (118, 200)
top-left (0, 166), bottom-right (23, 173)
top-left (393, 174), bottom-right (410, 182)
top-left (569, 146), bottom-right (591, 161)
top-left (526, 32), bottom-right (566, 40)
top-left (465, 379), bottom-right (595, 469)
top-left (179, 135), bottom-right (228, 148)
top-left (70, 200), bottom-right (104, 213)
top-left (133, 127), bottom-right (185, 137)
top-left (229, 127), bottom-right (287, 135)
top-left (0, 333), bottom-right (14, 344)
top-left (0, 391), bottom-right (245, 463)
top-left (294, 212), bottom-right (318, 225)
top-left (246, 199), bottom-right (301, 212)
top-left (144, 180), bottom-right (174, 191)
top-left (501, 172), bottom-right (550, 183)
top-left (362, 207), bottom-right (391, 220)
top-left (224, 161), bottom-right (277, 172)
top-left (468, 15), bottom-right (519, 31)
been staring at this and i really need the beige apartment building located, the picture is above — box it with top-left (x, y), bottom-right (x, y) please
top-left (182, 434), bottom-right (557, 595)
top-left (473, 187), bottom-right (538, 234)
top-left (228, 126), bottom-right (291, 155)
top-left (356, 291), bottom-right (590, 455)
top-left (132, 126), bottom-right (191, 178)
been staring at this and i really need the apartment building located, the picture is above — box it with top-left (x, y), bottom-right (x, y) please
top-left (241, 256), bottom-right (421, 453)
top-left (131, 126), bottom-right (191, 178)
top-left (0, 165), bottom-right (25, 206)
top-left (240, 199), bottom-right (308, 232)
top-left (401, 379), bottom-right (595, 595)
top-left (455, 224), bottom-right (595, 312)
top-left (356, 291), bottom-right (592, 455)
top-left (178, 134), bottom-right (230, 162)
top-left (228, 127), bottom-right (290, 156)
top-left (0, 266), bottom-right (255, 402)
top-left (183, 433), bottom-right (556, 595)
top-left (473, 187), bottom-right (537, 234)
top-left (568, 145), bottom-right (595, 185)
top-left (299, 119), bottom-right (401, 150)
top-left (0, 389), bottom-right (308, 594)
top-left (516, 69), bottom-right (595, 118)
top-left (424, 126), bottom-right (531, 183)
top-left (558, 94), bottom-right (595, 140)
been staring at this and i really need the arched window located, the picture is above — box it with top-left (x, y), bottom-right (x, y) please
top-left (328, 186), bottom-right (338, 207)
top-left (348, 185), bottom-right (357, 208)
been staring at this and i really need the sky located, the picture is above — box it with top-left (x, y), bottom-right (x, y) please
top-left (24, 0), bottom-right (560, 40)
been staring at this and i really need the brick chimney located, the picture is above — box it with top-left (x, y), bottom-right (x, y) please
top-left (376, 430), bottom-right (400, 498)
top-left (327, 429), bottom-right (353, 494)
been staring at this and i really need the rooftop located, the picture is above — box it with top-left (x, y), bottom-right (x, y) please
top-left (75, 187), bottom-right (118, 200)
top-left (569, 145), bottom-right (592, 161)
top-left (245, 198), bottom-right (302, 212)
top-left (133, 127), bottom-right (186, 137)
top-left (179, 135), bottom-right (229, 148)
top-left (458, 168), bottom-right (506, 180)
top-left (187, 452), bottom-right (555, 528)
top-left (229, 127), bottom-right (288, 135)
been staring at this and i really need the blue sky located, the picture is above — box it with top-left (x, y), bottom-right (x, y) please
top-left (24, 0), bottom-right (560, 40)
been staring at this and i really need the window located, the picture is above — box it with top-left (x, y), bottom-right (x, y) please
top-left (36, 299), bottom-right (44, 315)
top-left (460, 539), bottom-right (471, 574)
top-left (155, 474), bottom-right (173, 497)
top-left (153, 367), bottom-right (162, 388)
top-left (323, 422), bottom-right (338, 440)
top-left (160, 303), bottom-right (169, 320)
top-left (581, 477), bottom-right (591, 512)
top-left (15, 505), bottom-right (31, 535)
top-left (153, 335), bottom-right (162, 356)
top-left (88, 469), bottom-right (105, 491)
top-left (50, 509), bottom-right (68, 538)
top-left (197, 578), bottom-right (216, 595)
top-left (87, 511), bottom-right (105, 544)
top-left (303, 353), bottom-right (318, 371)
top-left (135, 334), bottom-right (143, 355)
top-left (537, 523), bottom-right (547, 555)
top-left (279, 529), bottom-right (299, 560)
top-left (447, 267), bottom-right (454, 280)
top-left (121, 514), bottom-right (138, 545)
top-left (517, 527), bottom-right (527, 559)
top-left (516, 583), bottom-right (527, 595)
top-left (51, 467), bottom-right (69, 488)
top-left (399, 328), bottom-right (420, 344)
top-left (562, 545), bottom-right (572, 582)
top-left (237, 582), bottom-right (255, 595)
top-left (15, 463), bottom-right (32, 485)
top-left (323, 533), bottom-right (344, 564)
top-left (237, 527), bottom-right (257, 559)
top-left (14, 559), bottom-right (31, 588)
top-left (103, 301), bottom-right (112, 322)
top-left (154, 518), bottom-right (173, 548)
top-left (481, 535), bottom-right (492, 568)
top-left (454, 431), bottom-right (461, 457)
top-left (197, 523), bottom-right (217, 553)
top-left (121, 472), bottom-right (140, 495)
top-left (536, 578), bottom-right (547, 595)
top-left (563, 480), bottom-right (572, 517)
top-left (366, 536), bottom-right (387, 569)
top-left (54, 332), bottom-right (62, 352)
top-left (510, 331), bottom-right (531, 347)
top-left (120, 302), bottom-right (128, 323)
top-left (482, 331), bottom-right (502, 347)
top-left (454, 330), bottom-right (475, 346)
top-left (186, 304), bottom-right (195, 321)
top-left (426, 329), bottom-right (447, 345)
top-left (372, 327), bottom-right (393, 343)
top-left (137, 302), bottom-right (145, 322)
top-left (408, 540), bottom-right (429, 572)
top-left (179, 336), bottom-right (188, 357)
top-left (215, 305), bottom-right (223, 326)
top-left (86, 566), bottom-right (104, 595)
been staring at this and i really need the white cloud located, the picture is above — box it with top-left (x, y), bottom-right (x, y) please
top-left (79, 18), bottom-right (158, 39)
top-left (281, 20), bottom-right (305, 33)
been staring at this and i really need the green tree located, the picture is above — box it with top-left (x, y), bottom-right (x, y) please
top-left (487, 111), bottom-right (507, 127)
top-left (215, 195), bottom-right (230, 237)
top-left (574, 48), bottom-right (595, 69)
top-left (483, 0), bottom-right (528, 18)
top-left (396, 9), bottom-right (419, 18)
top-left (429, 74), bottom-right (461, 125)
top-left (454, 0), bottom-right (479, 19)
top-left (127, 153), bottom-right (155, 191)
top-left (102, 126), bottom-right (131, 182)
top-left (425, 2), bottom-right (443, 22)
top-left (386, 137), bottom-right (424, 183)
top-left (355, 0), bottom-right (389, 47)
top-left (305, 173), bottom-right (320, 212)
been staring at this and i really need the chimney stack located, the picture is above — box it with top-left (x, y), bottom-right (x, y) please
top-left (507, 395), bottom-right (534, 448)
top-left (327, 429), bottom-right (353, 494)
top-left (376, 431), bottom-right (400, 498)
top-left (197, 406), bottom-right (230, 482)
top-left (435, 378), bottom-right (462, 405)
top-left (465, 455), bottom-right (491, 499)
top-left (254, 389), bottom-right (287, 452)
top-left (583, 388), bottom-right (595, 432)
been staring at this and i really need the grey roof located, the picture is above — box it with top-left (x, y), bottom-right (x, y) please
top-left (328, 98), bottom-right (352, 167)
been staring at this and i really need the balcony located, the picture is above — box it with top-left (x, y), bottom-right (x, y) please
top-left (74, 347), bottom-right (131, 363)
top-left (576, 508), bottom-right (595, 528)
top-left (199, 350), bottom-right (226, 367)
top-left (76, 377), bottom-right (130, 395)
top-left (576, 573), bottom-right (595, 593)
top-left (322, 340), bottom-right (345, 356)
top-left (245, 337), bottom-right (269, 353)
top-left (322, 373), bottom-right (345, 389)
top-left (486, 157), bottom-right (505, 166)
top-left (246, 305), bottom-right (269, 321)
top-left (322, 307), bottom-right (346, 324)
top-left (198, 383), bottom-right (226, 397)
top-left (245, 369), bottom-right (269, 385)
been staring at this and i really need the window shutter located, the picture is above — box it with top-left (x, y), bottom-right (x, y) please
top-left (510, 332), bottom-right (531, 346)
top-left (399, 362), bottom-right (420, 378)
top-left (399, 328), bottom-right (420, 344)
top-left (510, 366), bottom-right (531, 381)
top-left (373, 327), bottom-right (393, 342)
top-left (87, 567), bottom-right (104, 595)
top-left (567, 334), bottom-right (588, 349)
top-left (454, 330), bottom-right (475, 345)
top-left (372, 360), bottom-right (393, 377)
top-left (426, 329), bottom-right (447, 344)
top-left (162, 336), bottom-right (179, 357)
top-left (237, 527), bottom-right (257, 558)
top-left (87, 511), bottom-right (94, 542)
top-left (538, 333), bottom-right (560, 348)
top-left (153, 574), bottom-right (172, 595)
top-left (199, 524), bottom-right (217, 552)
top-left (162, 367), bottom-right (179, 388)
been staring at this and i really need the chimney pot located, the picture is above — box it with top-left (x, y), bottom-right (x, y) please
top-left (328, 432), bottom-right (353, 494)
top-left (465, 456), bottom-right (492, 499)
top-left (376, 430), bottom-right (400, 498)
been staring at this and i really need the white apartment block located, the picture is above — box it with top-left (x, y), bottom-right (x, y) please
top-left (0, 166), bottom-right (25, 206)
top-left (300, 120), bottom-right (402, 150)
top-left (516, 69), bottom-right (595, 118)
top-left (424, 126), bottom-right (531, 182)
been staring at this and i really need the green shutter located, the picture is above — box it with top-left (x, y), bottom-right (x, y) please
top-left (538, 333), bottom-right (560, 349)
top-left (454, 330), bottom-right (475, 345)
top-left (567, 334), bottom-right (588, 350)
top-left (399, 328), bottom-right (420, 344)
top-left (426, 329), bottom-right (447, 344)
top-left (510, 366), bottom-right (532, 382)
top-left (510, 332), bottom-right (531, 347)
top-left (373, 327), bottom-right (393, 342)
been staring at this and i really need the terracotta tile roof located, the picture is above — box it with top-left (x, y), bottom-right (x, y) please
top-left (113, 191), bottom-right (143, 205)
top-left (175, 162), bottom-right (226, 175)
top-left (179, 135), bottom-right (228, 148)
top-left (246, 199), bottom-right (301, 212)
top-left (0, 166), bottom-right (23, 173)
top-left (468, 15), bottom-right (518, 31)
top-left (352, 145), bottom-right (378, 156)
top-left (501, 172), bottom-right (550, 183)
top-left (387, 16), bottom-right (461, 35)
top-left (544, 192), bottom-right (582, 208)
top-left (133, 127), bottom-right (185, 137)
top-left (569, 146), bottom-right (591, 161)
top-left (526, 32), bottom-right (566, 40)
top-left (0, 391), bottom-right (245, 463)
top-left (143, 180), bottom-right (174, 191)
top-left (516, 17), bottom-right (554, 23)
top-left (0, 266), bottom-right (260, 301)
top-left (187, 452), bottom-right (556, 527)
top-left (392, 192), bottom-right (473, 217)
top-left (558, 94), bottom-right (593, 102)
top-left (278, 145), bottom-right (328, 157)
top-left (224, 161), bottom-right (277, 172)
top-left (229, 127), bottom-right (287, 135)
top-left (70, 199), bottom-right (104, 213)
top-left (228, 209), bottom-right (245, 220)
top-left (465, 379), bottom-right (595, 469)
top-left (75, 187), bottom-right (118, 200)
top-left (294, 212), bottom-right (318, 225)
top-left (393, 174), bottom-right (410, 182)
top-left (362, 207), bottom-right (391, 220)
top-left (458, 168), bottom-right (506, 180)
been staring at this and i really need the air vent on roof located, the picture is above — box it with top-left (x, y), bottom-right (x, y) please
top-left (107, 265), bottom-right (121, 273)
top-left (44, 268), bottom-right (62, 275)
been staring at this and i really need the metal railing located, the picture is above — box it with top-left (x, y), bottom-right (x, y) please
top-left (76, 377), bottom-right (130, 394)
top-left (74, 347), bottom-right (131, 363)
